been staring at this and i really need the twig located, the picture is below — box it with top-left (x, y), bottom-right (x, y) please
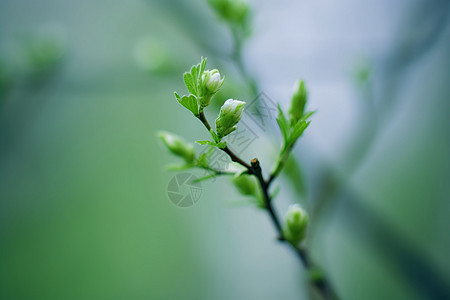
top-left (197, 111), bottom-right (338, 300)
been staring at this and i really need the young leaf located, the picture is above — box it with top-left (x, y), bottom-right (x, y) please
top-left (166, 163), bottom-right (194, 171)
top-left (216, 141), bottom-right (227, 149)
top-left (276, 104), bottom-right (289, 142)
top-left (176, 94), bottom-right (199, 116)
top-left (183, 72), bottom-right (196, 95)
top-left (200, 57), bottom-right (207, 77)
top-left (192, 173), bottom-right (218, 183)
top-left (301, 111), bottom-right (314, 121)
top-left (209, 129), bottom-right (220, 144)
top-left (190, 64), bottom-right (199, 94)
top-left (196, 140), bottom-right (217, 146)
top-left (197, 149), bottom-right (212, 168)
top-left (290, 120), bottom-right (306, 142)
top-left (196, 140), bottom-right (227, 149)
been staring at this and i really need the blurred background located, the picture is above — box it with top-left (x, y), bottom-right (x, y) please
top-left (1, 0), bottom-right (449, 299)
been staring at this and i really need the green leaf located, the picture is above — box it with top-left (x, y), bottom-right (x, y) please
top-left (183, 72), bottom-right (196, 95)
top-left (177, 94), bottom-right (199, 116)
top-left (197, 150), bottom-right (212, 168)
top-left (276, 104), bottom-right (289, 142)
top-left (196, 140), bottom-right (217, 146)
top-left (196, 140), bottom-right (227, 149)
top-left (166, 163), bottom-right (194, 171)
top-left (217, 141), bottom-right (227, 149)
top-left (300, 111), bottom-right (314, 121)
top-left (232, 174), bottom-right (257, 196)
top-left (209, 129), bottom-right (220, 144)
top-left (190, 64), bottom-right (199, 94)
top-left (290, 120), bottom-right (309, 142)
top-left (200, 57), bottom-right (207, 77)
top-left (192, 173), bottom-right (218, 183)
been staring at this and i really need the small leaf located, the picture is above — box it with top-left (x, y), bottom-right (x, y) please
top-left (196, 140), bottom-right (227, 149)
top-left (190, 65), bottom-right (199, 94)
top-left (196, 140), bottom-right (217, 146)
top-left (166, 164), bottom-right (194, 171)
top-left (192, 173), bottom-right (217, 183)
top-left (217, 141), bottom-right (227, 149)
top-left (200, 57), bottom-right (207, 76)
top-left (197, 150), bottom-right (212, 168)
top-left (300, 111), bottom-right (314, 121)
top-left (177, 95), bottom-right (199, 116)
top-left (276, 104), bottom-right (289, 142)
top-left (188, 95), bottom-right (199, 115)
top-left (183, 72), bottom-right (196, 95)
top-left (290, 120), bottom-right (307, 143)
top-left (209, 129), bottom-right (220, 144)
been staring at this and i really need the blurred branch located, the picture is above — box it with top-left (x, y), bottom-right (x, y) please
top-left (196, 109), bottom-right (338, 299)
top-left (158, 0), bottom-right (450, 298)
top-left (325, 183), bottom-right (450, 299)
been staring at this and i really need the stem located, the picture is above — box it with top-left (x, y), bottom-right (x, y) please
top-left (251, 158), bottom-right (337, 300)
top-left (197, 111), bottom-right (338, 299)
top-left (198, 112), bottom-right (251, 169)
top-left (267, 143), bottom-right (294, 188)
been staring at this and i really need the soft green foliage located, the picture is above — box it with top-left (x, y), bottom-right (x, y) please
top-left (207, 0), bottom-right (250, 29)
top-left (232, 174), bottom-right (256, 196)
top-left (276, 104), bottom-right (312, 151)
top-left (163, 60), bottom-right (314, 247)
top-left (231, 174), bottom-right (265, 208)
top-left (265, 81), bottom-right (311, 199)
top-left (196, 140), bottom-right (226, 149)
top-left (183, 57), bottom-right (207, 97)
top-left (158, 56), bottom-right (337, 298)
top-left (284, 204), bottom-right (308, 245)
top-left (165, 60), bottom-right (313, 213)
top-left (158, 131), bottom-right (195, 164)
top-left (215, 99), bottom-right (246, 140)
top-left (174, 93), bottom-right (199, 116)
top-left (176, 57), bottom-right (226, 115)
top-left (288, 80), bottom-right (308, 123)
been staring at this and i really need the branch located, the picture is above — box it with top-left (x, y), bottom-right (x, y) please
top-left (198, 112), bottom-right (251, 169)
top-left (197, 111), bottom-right (338, 299)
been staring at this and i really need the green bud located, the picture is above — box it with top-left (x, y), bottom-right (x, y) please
top-left (232, 174), bottom-right (256, 196)
top-left (215, 99), bottom-right (245, 140)
top-left (199, 69), bottom-right (224, 108)
top-left (288, 80), bottom-right (308, 123)
top-left (207, 0), bottom-right (250, 27)
top-left (203, 69), bottom-right (224, 94)
top-left (284, 204), bottom-right (308, 245)
top-left (158, 131), bottom-right (195, 164)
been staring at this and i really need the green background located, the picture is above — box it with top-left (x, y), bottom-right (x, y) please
top-left (1, 0), bottom-right (449, 299)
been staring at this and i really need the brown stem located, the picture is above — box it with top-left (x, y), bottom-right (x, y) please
top-left (197, 112), bottom-right (337, 299)
top-left (198, 112), bottom-right (251, 169)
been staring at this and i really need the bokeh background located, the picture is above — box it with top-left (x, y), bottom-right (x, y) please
top-left (1, 0), bottom-right (449, 299)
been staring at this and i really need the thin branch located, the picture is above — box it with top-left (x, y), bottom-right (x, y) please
top-left (198, 112), bottom-right (252, 169)
top-left (250, 158), bottom-right (337, 299)
top-left (197, 110), bottom-right (338, 299)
